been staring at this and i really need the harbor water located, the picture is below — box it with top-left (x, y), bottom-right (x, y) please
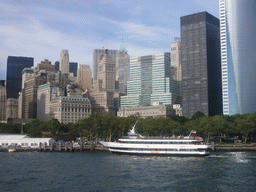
top-left (0, 151), bottom-right (256, 192)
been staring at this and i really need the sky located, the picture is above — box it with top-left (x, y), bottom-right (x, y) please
top-left (0, 0), bottom-right (219, 80)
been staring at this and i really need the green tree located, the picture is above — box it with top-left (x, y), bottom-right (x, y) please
top-left (211, 115), bottom-right (229, 143)
top-left (166, 119), bottom-right (181, 136)
top-left (197, 116), bottom-right (215, 142)
top-left (191, 111), bottom-right (205, 120)
top-left (101, 113), bottom-right (119, 141)
top-left (46, 118), bottom-right (60, 137)
top-left (170, 115), bottom-right (189, 125)
top-left (26, 119), bottom-right (42, 137)
top-left (234, 113), bottom-right (254, 143)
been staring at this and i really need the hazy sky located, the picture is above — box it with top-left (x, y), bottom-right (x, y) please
top-left (0, 0), bottom-right (219, 80)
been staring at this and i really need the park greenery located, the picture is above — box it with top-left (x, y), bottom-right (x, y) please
top-left (1, 111), bottom-right (256, 144)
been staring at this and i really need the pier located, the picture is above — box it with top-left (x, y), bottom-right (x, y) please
top-left (0, 143), bottom-right (108, 152)
top-left (214, 144), bottom-right (256, 151)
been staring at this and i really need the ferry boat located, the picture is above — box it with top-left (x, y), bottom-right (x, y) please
top-left (100, 122), bottom-right (211, 157)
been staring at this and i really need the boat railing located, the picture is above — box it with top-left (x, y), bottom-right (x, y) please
top-left (121, 135), bottom-right (202, 140)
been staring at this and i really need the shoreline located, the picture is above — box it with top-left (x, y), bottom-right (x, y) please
top-left (213, 144), bottom-right (256, 151)
top-left (1, 144), bottom-right (256, 152)
top-left (0, 145), bottom-right (109, 152)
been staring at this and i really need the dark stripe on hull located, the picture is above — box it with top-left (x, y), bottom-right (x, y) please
top-left (111, 151), bottom-right (209, 157)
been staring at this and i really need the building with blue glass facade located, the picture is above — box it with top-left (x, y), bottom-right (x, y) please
top-left (69, 62), bottom-right (78, 77)
top-left (219, 0), bottom-right (256, 115)
top-left (120, 53), bottom-right (181, 109)
top-left (6, 56), bottom-right (34, 99)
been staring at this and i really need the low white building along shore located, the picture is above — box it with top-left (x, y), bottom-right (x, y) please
top-left (0, 134), bottom-right (55, 148)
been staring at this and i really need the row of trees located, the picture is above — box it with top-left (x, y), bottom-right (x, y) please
top-left (1, 111), bottom-right (256, 143)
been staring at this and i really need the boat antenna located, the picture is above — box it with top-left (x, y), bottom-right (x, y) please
top-left (130, 120), bottom-right (138, 134)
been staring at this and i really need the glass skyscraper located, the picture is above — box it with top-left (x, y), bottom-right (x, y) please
top-left (6, 56), bottom-right (34, 99)
top-left (121, 53), bottom-right (181, 109)
top-left (69, 62), bottom-right (78, 77)
top-left (219, 0), bottom-right (256, 115)
top-left (181, 12), bottom-right (222, 117)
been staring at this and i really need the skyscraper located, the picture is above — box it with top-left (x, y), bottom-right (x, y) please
top-left (55, 61), bottom-right (59, 71)
top-left (60, 50), bottom-right (69, 74)
top-left (219, 0), bottom-right (256, 115)
top-left (77, 64), bottom-right (92, 91)
top-left (22, 71), bottom-right (47, 118)
top-left (93, 49), bottom-right (118, 81)
top-left (171, 38), bottom-right (182, 81)
top-left (37, 59), bottom-right (55, 72)
top-left (6, 56), bottom-right (34, 99)
top-left (0, 80), bottom-right (6, 121)
top-left (116, 38), bottom-right (130, 95)
top-left (121, 53), bottom-right (181, 109)
top-left (69, 62), bottom-right (78, 77)
top-left (90, 49), bottom-right (118, 114)
top-left (181, 12), bottom-right (222, 117)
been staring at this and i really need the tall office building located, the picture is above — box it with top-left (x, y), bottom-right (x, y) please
top-left (116, 38), bottom-right (130, 95)
top-left (90, 49), bottom-right (118, 114)
top-left (121, 53), bottom-right (181, 109)
top-left (219, 0), bottom-right (256, 115)
top-left (77, 64), bottom-right (92, 91)
top-left (22, 71), bottom-right (47, 119)
top-left (47, 71), bottom-right (70, 90)
top-left (0, 80), bottom-right (6, 121)
top-left (6, 56), bottom-right (34, 99)
top-left (37, 83), bottom-right (63, 121)
top-left (6, 98), bottom-right (18, 120)
top-left (37, 59), bottom-right (55, 72)
top-left (171, 38), bottom-right (182, 81)
top-left (55, 61), bottom-right (60, 71)
top-left (59, 50), bottom-right (69, 74)
top-left (22, 68), bottom-right (35, 89)
top-left (181, 12), bottom-right (222, 117)
top-left (69, 62), bottom-right (78, 77)
top-left (93, 49), bottom-right (118, 81)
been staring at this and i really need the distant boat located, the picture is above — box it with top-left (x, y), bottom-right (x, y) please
top-left (8, 148), bottom-right (16, 152)
top-left (73, 143), bottom-right (80, 148)
top-left (100, 121), bottom-right (211, 157)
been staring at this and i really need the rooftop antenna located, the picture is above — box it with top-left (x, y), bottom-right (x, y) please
top-left (174, 37), bottom-right (180, 42)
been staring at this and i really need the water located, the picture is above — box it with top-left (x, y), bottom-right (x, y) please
top-left (0, 151), bottom-right (256, 192)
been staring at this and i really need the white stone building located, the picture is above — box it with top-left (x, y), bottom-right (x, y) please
top-left (50, 96), bottom-right (91, 124)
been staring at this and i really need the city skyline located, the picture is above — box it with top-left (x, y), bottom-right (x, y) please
top-left (0, 0), bottom-right (219, 80)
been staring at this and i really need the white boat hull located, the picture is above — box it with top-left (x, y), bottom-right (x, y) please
top-left (100, 141), bottom-right (211, 157)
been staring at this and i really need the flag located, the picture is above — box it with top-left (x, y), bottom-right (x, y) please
top-left (191, 130), bottom-right (196, 134)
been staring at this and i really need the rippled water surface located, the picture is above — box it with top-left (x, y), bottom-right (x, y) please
top-left (0, 151), bottom-right (256, 191)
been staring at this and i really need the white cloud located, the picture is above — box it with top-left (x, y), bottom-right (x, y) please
top-left (0, 17), bottom-right (96, 70)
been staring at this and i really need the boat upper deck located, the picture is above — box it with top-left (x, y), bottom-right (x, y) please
top-left (119, 136), bottom-right (203, 141)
